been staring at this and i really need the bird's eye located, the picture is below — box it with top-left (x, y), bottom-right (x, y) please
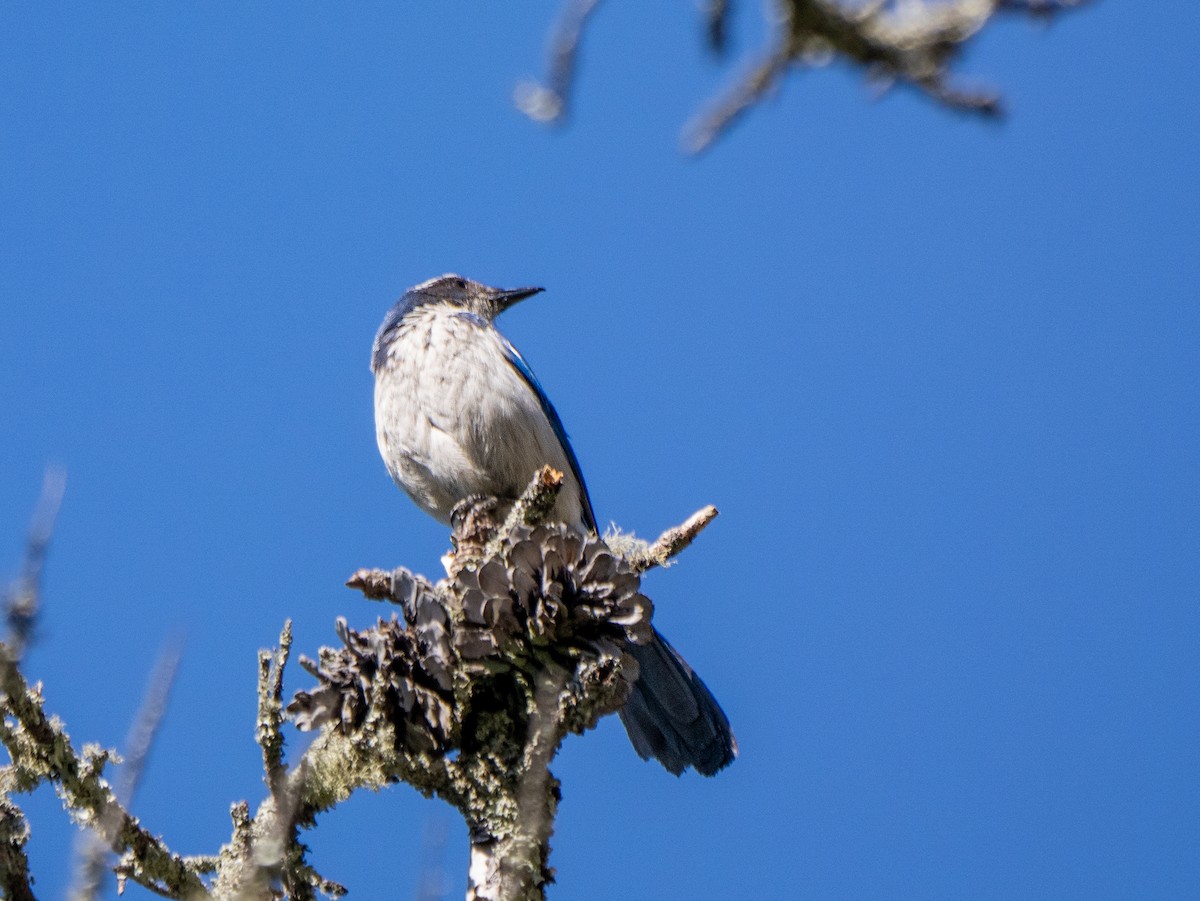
top-left (453, 278), bottom-right (466, 290)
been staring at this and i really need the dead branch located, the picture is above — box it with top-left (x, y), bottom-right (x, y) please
top-left (621, 505), bottom-right (721, 573)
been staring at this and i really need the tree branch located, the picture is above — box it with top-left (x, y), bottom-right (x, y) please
top-left (210, 621), bottom-right (346, 900)
top-left (705, 0), bottom-right (733, 55)
top-left (0, 653), bottom-right (209, 899)
top-left (3, 467), bottom-right (65, 669)
top-left (519, 0), bottom-right (1092, 153)
top-left (607, 505), bottom-right (720, 574)
top-left (0, 468), bottom-right (721, 899)
top-left (0, 469), bottom-right (65, 901)
top-left (258, 621), bottom-right (292, 797)
top-left (296, 472), bottom-right (677, 898)
top-left (515, 0), bottom-right (605, 124)
top-left (72, 641), bottom-right (183, 901)
top-left (0, 798), bottom-right (35, 901)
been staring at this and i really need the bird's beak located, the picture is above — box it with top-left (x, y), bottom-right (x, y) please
top-left (494, 285), bottom-right (544, 312)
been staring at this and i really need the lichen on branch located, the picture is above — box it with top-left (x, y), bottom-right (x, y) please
top-left (1, 467), bottom-right (719, 900)
top-left (289, 468), bottom-right (713, 899)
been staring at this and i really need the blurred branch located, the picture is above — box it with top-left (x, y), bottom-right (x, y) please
top-left (518, 0), bottom-right (1092, 153)
top-left (705, 0), bottom-right (733, 55)
top-left (515, 0), bottom-right (604, 124)
top-left (0, 477), bottom-right (209, 899)
top-left (0, 469), bottom-right (65, 901)
top-left (3, 467), bottom-right (66, 665)
top-left (0, 474), bottom-right (209, 899)
top-left (414, 815), bottom-right (451, 901)
top-left (72, 641), bottom-right (184, 901)
top-left (0, 648), bottom-right (209, 899)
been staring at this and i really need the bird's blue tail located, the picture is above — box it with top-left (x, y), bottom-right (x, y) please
top-left (618, 629), bottom-right (737, 776)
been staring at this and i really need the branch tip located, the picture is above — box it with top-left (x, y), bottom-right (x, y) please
top-left (625, 505), bottom-right (720, 573)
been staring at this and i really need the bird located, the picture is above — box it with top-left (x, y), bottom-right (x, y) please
top-left (371, 273), bottom-right (736, 776)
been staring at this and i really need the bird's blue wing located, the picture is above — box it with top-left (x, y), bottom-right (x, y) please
top-left (464, 316), bottom-right (597, 532)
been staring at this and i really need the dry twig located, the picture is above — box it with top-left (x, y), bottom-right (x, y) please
top-left (621, 505), bottom-right (720, 573)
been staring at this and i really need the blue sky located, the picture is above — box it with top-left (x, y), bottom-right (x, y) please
top-left (1, 3), bottom-right (1197, 899)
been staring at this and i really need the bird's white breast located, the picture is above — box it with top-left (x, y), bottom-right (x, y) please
top-left (373, 305), bottom-right (584, 526)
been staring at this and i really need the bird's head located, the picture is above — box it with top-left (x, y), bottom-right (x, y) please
top-left (372, 274), bottom-right (544, 372)
top-left (408, 274), bottom-right (543, 320)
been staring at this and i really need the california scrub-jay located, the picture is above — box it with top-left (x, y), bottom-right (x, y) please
top-left (371, 274), bottom-right (735, 776)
